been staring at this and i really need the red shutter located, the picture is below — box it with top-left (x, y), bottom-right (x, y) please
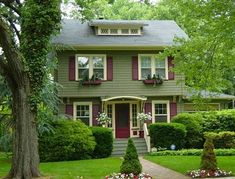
top-left (92, 104), bottom-right (100, 126)
top-left (168, 56), bottom-right (174, 80)
top-left (107, 56), bottom-right (113, 81)
top-left (132, 56), bottom-right (138, 80)
top-left (69, 56), bottom-right (75, 81)
top-left (170, 102), bottom-right (177, 119)
top-left (65, 104), bottom-right (73, 117)
top-left (144, 103), bottom-right (152, 124)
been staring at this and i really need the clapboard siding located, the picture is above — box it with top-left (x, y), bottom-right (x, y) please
top-left (57, 51), bottom-right (185, 97)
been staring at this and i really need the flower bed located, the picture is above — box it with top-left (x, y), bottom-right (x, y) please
top-left (186, 168), bottom-right (232, 178)
top-left (105, 173), bottom-right (152, 179)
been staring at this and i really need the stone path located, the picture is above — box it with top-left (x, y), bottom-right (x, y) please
top-left (139, 157), bottom-right (190, 179)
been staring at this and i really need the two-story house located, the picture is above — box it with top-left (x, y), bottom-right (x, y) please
top-left (53, 19), bottom-right (235, 139)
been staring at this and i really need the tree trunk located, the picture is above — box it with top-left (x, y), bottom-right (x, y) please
top-left (5, 75), bottom-right (41, 179)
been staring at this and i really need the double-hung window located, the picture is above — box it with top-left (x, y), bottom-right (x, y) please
top-left (74, 102), bottom-right (92, 126)
top-left (152, 100), bottom-right (170, 123)
top-left (138, 54), bottom-right (168, 80)
top-left (76, 55), bottom-right (106, 80)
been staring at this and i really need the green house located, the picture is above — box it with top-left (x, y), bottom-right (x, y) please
top-left (53, 19), bottom-right (235, 139)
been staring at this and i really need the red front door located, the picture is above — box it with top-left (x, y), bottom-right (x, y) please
top-left (115, 103), bottom-right (130, 138)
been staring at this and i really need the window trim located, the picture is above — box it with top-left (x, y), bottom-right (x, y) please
top-left (75, 54), bottom-right (107, 81)
top-left (97, 27), bottom-right (141, 36)
top-left (152, 100), bottom-right (170, 123)
top-left (73, 102), bottom-right (92, 126)
top-left (138, 54), bottom-right (168, 80)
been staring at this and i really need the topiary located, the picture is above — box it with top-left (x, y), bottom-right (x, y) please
top-left (90, 127), bottom-right (113, 158)
top-left (200, 135), bottom-right (217, 170)
top-left (120, 138), bottom-right (142, 175)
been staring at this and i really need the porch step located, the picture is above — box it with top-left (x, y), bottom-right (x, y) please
top-left (112, 138), bottom-right (148, 156)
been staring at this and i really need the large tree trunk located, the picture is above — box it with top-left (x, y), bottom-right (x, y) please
top-left (5, 75), bottom-right (41, 179)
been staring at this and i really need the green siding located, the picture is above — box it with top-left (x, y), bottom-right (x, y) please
top-left (57, 50), bottom-right (185, 98)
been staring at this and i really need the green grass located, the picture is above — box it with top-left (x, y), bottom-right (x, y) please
top-left (144, 156), bottom-right (235, 175)
top-left (0, 153), bottom-right (122, 179)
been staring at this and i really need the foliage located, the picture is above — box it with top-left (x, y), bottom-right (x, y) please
top-left (149, 123), bottom-right (186, 149)
top-left (200, 137), bottom-right (217, 170)
top-left (0, 133), bottom-right (12, 153)
top-left (150, 149), bottom-right (235, 156)
top-left (137, 112), bottom-right (152, 122)
top-left (187, 169), bottom-right (232, 178)
top-left (39, 119), bottom-right (96, 162)
top-left (96, 113), bottom-right (111, 126)
top-left (90, 127), bottom-right (113, 158)
top-left (172, 113), bottom-right (203, 148)
top-left (120, 138), bottom-right (142, 175)
top-left (105, 173), bottom-right (152, 179)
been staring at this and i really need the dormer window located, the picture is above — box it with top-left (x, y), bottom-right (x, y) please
top-left (97, 27), bottom-right (141, 36)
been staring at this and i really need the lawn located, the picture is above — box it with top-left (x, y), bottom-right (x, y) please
top-left (144, 155), bottom-right (235, 175)
top-left (0, 153), bottom-right (122, 179)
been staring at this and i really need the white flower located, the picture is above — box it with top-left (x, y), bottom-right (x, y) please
top-left (96, 112), bottom-right (111, 125)
top-left (137, 112), bottom-right (152, 121)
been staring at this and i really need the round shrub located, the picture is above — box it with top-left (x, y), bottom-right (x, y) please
top-left (120, 138), bottom-right (142, 175)
top-left (172, 113), bottom-right (203, 148)
top-left (149, 123), bottom-right (186, 149)
top-left (90, 127), bottom-right (113, 158)
top-left (39, 119), bottom-right (96, 162)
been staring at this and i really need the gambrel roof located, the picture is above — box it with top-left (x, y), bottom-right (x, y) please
top-left (53, 19), bottom-right (188, 49)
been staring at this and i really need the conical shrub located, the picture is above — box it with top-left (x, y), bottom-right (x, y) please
top-left (120, 138), bottom-right (142, 175)
top-left (200, 137), bottom-right (217, 170)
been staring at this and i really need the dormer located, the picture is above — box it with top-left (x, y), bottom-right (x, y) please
top-left (89, 20), bottom-right (148, 36)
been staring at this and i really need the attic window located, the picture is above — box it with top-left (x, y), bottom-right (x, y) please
top-left (97, 27), bottom-right (141, 35)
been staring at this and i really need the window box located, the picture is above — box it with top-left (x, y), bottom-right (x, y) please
top-left (82, 80), bottom-right (102, 85)
top-left (143, 79), bottom-right (163, 85)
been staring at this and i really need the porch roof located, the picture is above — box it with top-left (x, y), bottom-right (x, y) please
top-left (102, 96), bottom-right (147, 102)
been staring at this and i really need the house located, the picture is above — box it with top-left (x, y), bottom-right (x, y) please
top-left (53, 19), bottom-right (235, 139)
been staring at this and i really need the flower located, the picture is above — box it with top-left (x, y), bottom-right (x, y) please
top-left (186, 168), bottom-right (232, 178)
top-left (105, 173), bottom-right (152, 179)
top-left (137, 112), bottom-right (152, 121)
top-left (96, 112), bottom-right (111, 126)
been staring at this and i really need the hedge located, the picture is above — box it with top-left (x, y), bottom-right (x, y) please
top-left (149, 123), bottom-right (186, 149)
top-left (90, 127), bottom-right (113, 158)
top-left (150, 149), bottom-right (235, 156)
top-left (39, 119), bottom-right (96, 162)
top-left (172, 113), bottom-right (203, 148)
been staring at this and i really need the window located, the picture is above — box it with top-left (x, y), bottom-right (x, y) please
top-left (121, 29), bottom-right (129, 34)
top-left (76, 55), bottom-right (106, 80)
top-left (132, 104), bottom-right (138, 127)
top-left (110, 29), bottom-right (118, 34)
top-left (152, 100), bottom-right (170, 123)
top-left (74, 102), bottom-right (92, 126)
top-left (100, 28), bottom-right (109, 34)
top-left (139, 54), bottom-right (168, 80)
top-left (97, 27), bottom-right (141, 35)
top-left (107, 104), bottom-right (113, 128)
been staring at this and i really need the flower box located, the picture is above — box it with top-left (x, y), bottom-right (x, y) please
top-left (82, 80), bottom-right (102, 85)
top-left (143, 79), bottom-right (163, 84)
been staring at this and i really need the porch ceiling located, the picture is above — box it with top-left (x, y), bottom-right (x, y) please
top-left (102, 96), bottom-right (147, 102)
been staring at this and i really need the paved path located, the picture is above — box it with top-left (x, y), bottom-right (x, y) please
top-left (139, 157), bottom-right (190, 179)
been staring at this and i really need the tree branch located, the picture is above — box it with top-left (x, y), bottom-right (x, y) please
top-left (1, 13), bottom-right (20, 39)
top-left (0, 0), bottom-right (21, 16)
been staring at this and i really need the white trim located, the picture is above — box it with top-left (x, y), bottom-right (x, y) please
top-left (138, 54), bottom-right (168, 80)
top-left (75, 54), bottom-right (107, 81)
top-left (73, 102), bottom-right (93, 126)
top-left (152, 100), bottom-right (170, 123)
top-left (102, 96), bottom-right (147, 102)
top-left (97, 27), bottom-right (141, 36)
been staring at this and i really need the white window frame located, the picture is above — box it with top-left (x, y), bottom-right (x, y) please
top-left (97, 27), bottom-right (141, 36)
top-left (138, 54), bottom-right (168, 80)
top-left (75, 54), bottom-right (107, 80)
top-left (73, 102), bottom-right (92, 126)
top-left (152, 100), bottom-right (170, 123)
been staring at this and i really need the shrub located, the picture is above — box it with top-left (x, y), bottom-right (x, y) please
top-left (200, 136), bottom-right (217, 170)
top-left (120, 138), bottom-right (142, 175)
top-left (0, 133), bottom-right (12, 153)
top-left (172, 113), bottom-right (203, 148)
top-left (39, 119), bottom-right (96, 162)
top-left (149, 123), bottom-right (186, 149)
top-left (90, 127), bottom-right (113, 158)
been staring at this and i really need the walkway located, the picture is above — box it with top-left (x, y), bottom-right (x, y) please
top-left (139, 157), bottom-right (190, 179)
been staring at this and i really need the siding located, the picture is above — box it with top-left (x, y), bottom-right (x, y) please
top-left (57, 50), bottom-right (185, 98)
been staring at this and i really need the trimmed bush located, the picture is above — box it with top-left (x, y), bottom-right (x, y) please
top-left (120, 138), bottom-right (142, 175)
top-left (200, 136), bottom-right (217, 170)
top-left (39, 119), bottom-right (96, 162)
top-left (172, 113), bottom-right (203, 148)
top-left (90, 127), bottom-right (113, 158)
top-left (149, 123), bottom-right (186, 149)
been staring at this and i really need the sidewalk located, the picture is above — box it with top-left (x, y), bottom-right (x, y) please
top-left (139, 157), bottom-right (190, 179)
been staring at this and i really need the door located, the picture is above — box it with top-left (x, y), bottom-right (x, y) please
top-left (115, 103), bottom-right (130, 138)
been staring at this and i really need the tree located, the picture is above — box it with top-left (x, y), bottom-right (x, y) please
top-left (157, 0), bottom-right (235, 95)
top-left (0, 0), bottom-right (61, 178)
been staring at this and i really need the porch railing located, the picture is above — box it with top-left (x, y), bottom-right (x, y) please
top-left (143, 123), bottom-right (151, 152)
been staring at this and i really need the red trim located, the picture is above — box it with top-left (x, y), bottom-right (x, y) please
top-left (92, 104), bottom-right (100, 126)
top-left (132, 56), bottom-right (138, 80)
top-left (144, 103), bottom-right (152, 124)
top-left (82, 80), bottom-right (102, 85)
top-left (107, 56), bottom-right (113, 81)
top-left (65, 104), bottom-right (73, 117)
top-left (69, 56), bottom-right (76, 81)
top-left (170, 102), bottom-right (177, 119)
top-left (168, 56), bottom-right (175, 80)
